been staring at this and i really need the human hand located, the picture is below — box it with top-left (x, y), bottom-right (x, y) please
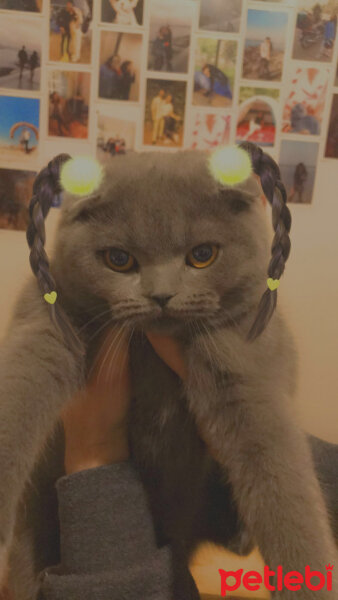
top-left (62, 329), bottom-right (187, 475)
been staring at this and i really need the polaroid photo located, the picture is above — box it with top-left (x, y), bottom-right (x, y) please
top-left (48, 70), bottom-right (91, 138)
top-left (98, 31), bottom-right (142, 102)
top-left (144, 78), bottom-right (187, 147)
top-left (0, 167), bottom-right (35, 230)
top-left (282, 66), bottom-right (330, 135)
top-left (199, 0), bottom-right (243, 34)
top-left (236, 87), bottom-right (280, 147)
top-left (0, 95), bottom-right (40, 165)
top-left (279, 140), bottom-right (319, 204)
top-left (293, 1), bottom-right (337, 63)
top-left (242, 9), bottom-right (289, 82)
top-left (325, 94), bottom-right (338, 158)
top-left (191, 113), bottom-right (231, 150)
top-left (147, 0), bottom-right (194, 74)
top-left (97, 112), bottom-right (136, 162)
top-left (0, 0), bottom-right (42, 12)
top-left (0, 15), bottom-right (41, 91)
top-left (101, 0), bottom-right (144, 27)
top-left (193, 38), bottom-right (237, 108)
top-left (49, 0), bottom-right (93, 65)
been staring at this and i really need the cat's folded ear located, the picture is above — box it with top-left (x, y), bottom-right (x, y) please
top-left (218, 175), bottom-right (264, 213)
top-left (62, 192), bottom-right (105, 222)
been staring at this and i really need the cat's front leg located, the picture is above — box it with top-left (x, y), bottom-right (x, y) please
top-left (185, 337), bottom-right (337, 598)
top-left (0, 281), bottom-right (84, 582)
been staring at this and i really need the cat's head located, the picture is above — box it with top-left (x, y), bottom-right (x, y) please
top-left (27, 144), bottom-right (291, 348)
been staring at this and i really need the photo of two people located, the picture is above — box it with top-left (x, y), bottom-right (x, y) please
top-left (0, 16), bottom-right (41, 91)
top-left (144, 79), bottom-right (186, 147)
top-left (99, 31), bottom-right (142, 101)
top-left (49, 0), bottom-right (93, 64)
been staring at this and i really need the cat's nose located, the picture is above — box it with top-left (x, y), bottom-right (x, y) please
top-left (151, 295), bottom-right (173, 308)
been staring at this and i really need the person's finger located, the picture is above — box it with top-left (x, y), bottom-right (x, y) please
top-left (146, 332), bottom-right (187, 380)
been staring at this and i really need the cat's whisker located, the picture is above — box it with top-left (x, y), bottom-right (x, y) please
top-left (87, 318), bottom-right (123, 381)
top-left (97, 323), bottom-right (129, 387)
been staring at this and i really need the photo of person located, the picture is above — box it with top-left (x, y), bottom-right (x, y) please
top-left (148, 0), bottom-right (193, 74)
top-left (97, 113), bottom-right (136, 164)
top-left (0, 0), bottom-right (42, 11)
top-left (101, 0), bottom-right (143, 26)
top-left (293, 1), bottom-right (337, 62)
top-left (237, 87), bottom-right (280, 147)
top-left (193, 38), bottom-right (237, 107)
top-left (0, 168), bottom-right (35, 231)
top-left (325, 94), bottom-right (338, 158)
top-left (0, 16), bottom-right (41, 91)
top-left (49, 0), bottom-right (93, 64)
top-left (144, 79), bottom-right (186, 147)
top-left (282, 66), bottom-right (329, 135)
top-left (99, 31), bottom-right (142, 101)
top-left (279, 140), bottom-right (319, 204)
top-left (199, 0), bottom-right (243, 34)
top-left (191, 113), bottom-right (231, 151)
top-left (242, 9), bottom-right (289, 81)
top-left (0, 95), bottom-right (39, 165)
top-left (48, 70), bottom-right (90, 138)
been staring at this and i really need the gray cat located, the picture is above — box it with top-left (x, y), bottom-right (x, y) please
top-left (0, 143), bottom-right (337, 599)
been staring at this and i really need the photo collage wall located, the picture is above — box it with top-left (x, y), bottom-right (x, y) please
top-left (0, 0), bottom-right (337, 230)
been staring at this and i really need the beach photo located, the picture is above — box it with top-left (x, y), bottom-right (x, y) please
top-left (0, 16), bottom-right (41, 91)
top-left (191, 113), bottom-right (231, 151)
top-left (101, 0), bottom-right (143, 26)
top-left (144, 79), bottom-right (186, 147)
top-left (199, 0), bottom-right (243, 34)
top-left (293, 1), bottom-right (337, 63)
top-left (49, 0), bottom-right (93, 64)
top-left (242, 9), bottom-right (288, 81)
top-left (0, 168), bottom-right (35, 231)
top-left (237, 87), bottom-right (280, 147)
top-left (97, 112), bottom-right (136, 164)
top-left (148, 0), bottom-right (193, 74)
top-left (193, 38), bottom-right (237, 107)
top-left (99, 31), bottom-right (142, 102)
top-left (325, 94), bottom-right (338, 158)
top-left (282, 66), bottom-right (329, 135)
top-left (48, 70), bottom-right (90, 138)
top-left (0, 0), bottom-right (42, 11)
top-left (0, 96), bottom-right (39, 166)
top-left (279, 140), bottom-right (319, 204)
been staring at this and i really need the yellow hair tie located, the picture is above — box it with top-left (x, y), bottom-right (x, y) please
top-left (60, 156), bottom-right (103, 196)
top-left (267, 278), bottom-right (280, 291)
top-left (44, 291), bottom-right (57, 305)
top-left (208, 145), bottom-right (252, 186)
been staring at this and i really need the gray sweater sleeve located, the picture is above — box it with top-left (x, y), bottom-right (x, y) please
top-left (38, 462), bottom-right (175, 600)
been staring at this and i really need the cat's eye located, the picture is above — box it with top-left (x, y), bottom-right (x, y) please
top-left (104, 248), bottom-right (136, 272)
top-left (186, 244), bottom-right (219, 269)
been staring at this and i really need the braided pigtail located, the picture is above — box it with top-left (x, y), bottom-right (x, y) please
top-left (26, 154), bottom-right (83, 355)
top-left (239, 142), bottom-right (292, 342)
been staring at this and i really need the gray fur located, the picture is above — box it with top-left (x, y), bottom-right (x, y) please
top-left (0, 150), bottom-right (336, 598)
